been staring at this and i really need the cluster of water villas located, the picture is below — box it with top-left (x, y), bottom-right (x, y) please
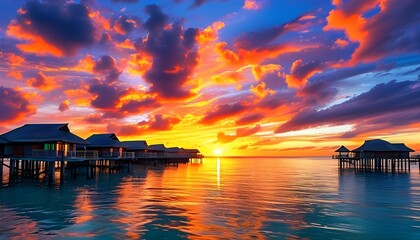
top-left (333, 139), bottom-right (420, 172)
top-left (0, 123), bottom-right (203, 184)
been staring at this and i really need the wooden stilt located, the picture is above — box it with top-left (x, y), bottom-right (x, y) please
top-left (0, 158), bottom-right (3, 182)
top-left (48, 161), bottom-right (56, 184)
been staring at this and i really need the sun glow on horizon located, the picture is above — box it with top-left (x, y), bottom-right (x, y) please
top-left (213, 148), bottom-right (223, 156)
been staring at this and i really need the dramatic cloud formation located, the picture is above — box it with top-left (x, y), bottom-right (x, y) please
top-left (199, 102), bottom-right (248, 125)
top-left (285, 60), bottom-right (325, 88)
top-left (276, 80), bottom-right (420, 133)
top-left (26, 71), bottom-right (56, 91)
top-left (108, 114), bottom-right (181, 135)
top-left (93, 55), bottom-right (122, 82)
top-left (7, 0), bottom-right (97, 56)
top-left (135, 4), bottom-right (199, 99)
top-left (324, 0), bottom-right (420, 64)
top-left (113, 15), bottom-right (140, 35)
top-left (217, 124), bottom-right (261, 144)
top-left (236, 113), bottom-right (265, 126)
top-left (89, 81), bottom-right (124, 109)
top-left (0, 87), bottom-right (36, 123)
top-left (234, 13), bottom-right (312, 50)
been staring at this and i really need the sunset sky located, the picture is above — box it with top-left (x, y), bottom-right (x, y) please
top-left (0, 0), bottom-right (419, 156)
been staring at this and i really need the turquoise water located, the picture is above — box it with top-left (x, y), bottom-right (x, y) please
top-left (1, 157), bottom-right (420, 239)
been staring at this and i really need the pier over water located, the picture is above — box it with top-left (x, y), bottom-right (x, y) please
top-left (333, 139), bottom-right (420, 173)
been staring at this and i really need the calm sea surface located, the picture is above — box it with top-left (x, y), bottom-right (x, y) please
top-left (1, 157), bottom-right (420, 239)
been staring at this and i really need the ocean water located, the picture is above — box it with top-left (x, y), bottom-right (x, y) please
top-left (1, 157), bottom-right (420, 239)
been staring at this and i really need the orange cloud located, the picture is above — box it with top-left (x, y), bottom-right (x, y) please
top-left (7, 53), bottom-right (25, 66)
top-left (74, 54), bottom-right (96, 73)
top-left (116, 39), bottom-right (135, 50)
top-left (250, 82), bottom-right (275, 98)
top-left (58, 100), bottom-right (70, 112)
top-left (243, 0), bottom-right (263, 10)
top-left (211, 71), bottom-right (242, 84)
top-left (285, 59), bottom-right (324, 88)
top-left (216, 42), bottom-right (240, 65)
top-left (217, 124), bottom-right (261, 144)
top-left (333, 38), bottom-right (349, 49)
top-left (64, 88), bottom-right (91, 107)
top-left (217, 41), bottom-right (316, 66)
top-left (252, 64), bottom-right (282, 81)
top-left (127, 53), bottom-right (153, 75)
top-left (7, 20), bottom-right (63, 57)
top-left (7, 69), bottom-right (23, 80)
top-left (0, 86), bottom-right (37, 123)
top-left (26, 71), bottom-right (57, 91)
top-left (197, 21), bottom-right (225, 44)
top-left (90, 10), bottom-right (111, 31)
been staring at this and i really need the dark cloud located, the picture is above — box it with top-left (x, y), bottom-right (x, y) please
top-left (88, 81), bottom-right (123, 109)
top-left (236, 113), bottom-right (264, 125)
top-left (107, 123), bottom-right (143, 136)
top-left (120, 97), bottom-right (161, 113)
top-left (276, 79), bottom-right (420, 133)
top-left (58, 100), bottom-right (70, 112)
top-left (11, 0), bottom-right (96, 56)
top-left (84, 113), bottom-right (104, 124)
top-left (113, 15), bottom-right (140, 35)
top-left (143, 4), bottom-right (168, 33)
top-left (257, 92), bottom-right (290, 110)
top-left (285, 60), bottom-right (326, 88)
top-left (298, 79), bottom-right (339, 108)
top-left (93, 55), bottom-right (122, 82)
top-left (0, 86), bottom-right (36, 123)
top-left (136, 4), bottom-right (200, 99)
top-left (354, 0), bottom-right (420, 62)
top-left (217, 124), bottom-right (261, 144)
top-left (199, 102), bottom-right (247, 125)
top-left (138, 114), bottom-right (181, 131)
top-left (99, 32), bottom-right (112, 45)
top-left (234, 13), bottom-right (312, 50)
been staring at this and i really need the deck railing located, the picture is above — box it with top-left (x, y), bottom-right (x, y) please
top-left (32, 149), bottom-right (63, 158)
top-left (121, 152), bottom-right (135, 158)
top-left (68, 150), bottom-right (99, 160)
top-left (32, 150), bottom-right (99, 160)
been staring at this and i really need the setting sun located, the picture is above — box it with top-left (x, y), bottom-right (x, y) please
top-left (213, 148), bottom-right (223, 156)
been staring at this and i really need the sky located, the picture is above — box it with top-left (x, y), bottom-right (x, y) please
top-left (0, 0), bottom-right (419, 156)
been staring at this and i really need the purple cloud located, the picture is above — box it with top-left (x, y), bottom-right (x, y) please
top-left (136, 4), bottom-right (199, 99)
top-left (276, 79), bottom-right (420, 133)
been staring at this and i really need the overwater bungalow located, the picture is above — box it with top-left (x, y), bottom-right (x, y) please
top-left (84, 133), bottom-right (134, 159)
top-left (122, 140), bottom-right (157, 159)
top-left (333, 139), bottom-right (419, 172)
top-left (0, 123), bottom-right (89, 160)
top-left (148, 144), bottom-right (166, 158)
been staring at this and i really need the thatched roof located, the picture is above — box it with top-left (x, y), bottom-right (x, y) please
top-left (86, 133), bottom-right (125, 148)
top-left (352, 139), bottom-right (414, 152)
top-left (123, 140), bottom-right (148, 150)
top-left (0, 123), bottom-right (87, 144)
top-left (335, 145), bottom-right (350, 152)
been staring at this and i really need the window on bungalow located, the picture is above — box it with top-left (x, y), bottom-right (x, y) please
top-left (44, 143), bottom-right (55, 150)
